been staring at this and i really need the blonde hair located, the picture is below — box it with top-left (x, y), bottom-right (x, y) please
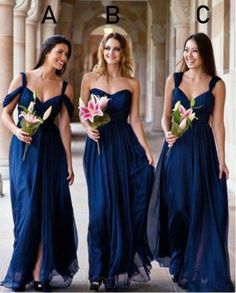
top-left (93, 33), bottom-right (135, 78)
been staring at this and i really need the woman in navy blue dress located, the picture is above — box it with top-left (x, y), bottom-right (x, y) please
top-left (148, 33), bottom-right (234, 291)
top-left (80, 33), bottom-right (154, 291)
top-left (1, 35), bottom-right (78, 291)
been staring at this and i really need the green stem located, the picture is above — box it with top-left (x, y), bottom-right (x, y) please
top-left (166, 145), bottom-right (172, 157)
top-left (22, 144), bottom-right (29, 161)
top-left (97, 140), bottom-right (100, 155)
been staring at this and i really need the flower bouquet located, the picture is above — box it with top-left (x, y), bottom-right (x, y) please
top-left (19, 91), bottom-right (52, 160)
top-left (167, 99), bottom-right (197, 155)
top-left (79, 94), bottom-right (111, 155)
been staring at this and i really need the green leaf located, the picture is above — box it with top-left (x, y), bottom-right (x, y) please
top-left (172, 111), bottom-right (180, 123)
top-left (171, 121), bottom-right (180, 136)
top-left (19, 105), bottom-right (29, 112)
top-left (20, 120), bottom-right (42, 136)
top-left (190, 99), bottom-right (195, 108)
top-left (90, 113), bottom-right (111, 129)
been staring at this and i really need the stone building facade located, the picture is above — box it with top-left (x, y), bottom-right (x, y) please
top-left (0, 0), bottom-right (235, 193)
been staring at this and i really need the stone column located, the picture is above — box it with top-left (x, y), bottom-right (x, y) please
top-left (134, 44), bottom-right (146, 119)
top-left (147, 0), bottom-right (168, 130)
top-left (145, 2), bottom-right (154, 122)
top-left (0, 0), bottom-right (15, 179)
top-left (41, 23), bottom-right (56, 40)
top-left (55, 1), bottom-right (76, 118)
top-left (55, 0), bottom-right (73, 81)
top-left (197, 0), bottom-right (211, 34)
top-left (14, 0), bottom-right (30, 76)
top-left (151, 22), bottom-right (166, 131)
top-left (171, 0), bottom-right (190, 65)
top-left (26, 0), bottom-right (39, 71)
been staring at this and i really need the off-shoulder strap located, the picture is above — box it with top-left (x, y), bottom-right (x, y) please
top-left (2, 74), bottom-right (26, 107)
top-left (20, 72), bottom-right (27, 87)
top-left (61, 81), bottom-right (73, 117)
top-left (209, 76), bottom-right (221, 92)
top-left (63, 95), bottom-right (74, 118)
top-left (61, 81), bottom-right (68, 95)
top-left (173, 72), bottom-right (183, 88)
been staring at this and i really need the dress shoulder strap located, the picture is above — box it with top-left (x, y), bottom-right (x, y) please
top-left (20, 72), bottom-right (27, 87)
top-left (209, 76), bottom-right (221, 91)
top-left (173, 72), bottom-right (183, 88)
top-left (61, 81), bottom-right (73, 117)
top-left (61, 80), bottom-right (68, 95)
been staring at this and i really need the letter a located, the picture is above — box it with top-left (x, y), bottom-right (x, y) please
top-left (41, 5), bottom-right (57, 24)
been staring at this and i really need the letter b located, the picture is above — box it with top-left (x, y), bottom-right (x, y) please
top-left (106, 6), bottom-right (119, 24)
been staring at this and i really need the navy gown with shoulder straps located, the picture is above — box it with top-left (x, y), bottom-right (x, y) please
top-left (148, 72), bottom-right (234, 292)
top-left (1, 73), bottom-right (78, 290)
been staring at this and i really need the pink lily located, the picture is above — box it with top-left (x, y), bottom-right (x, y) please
top-left (79, 96), bottom-right (103, 123)
top-left (19, 112), bottom-right (42, 124)
top-left (79, 94), bottom-right (111, 155)
top-left (179, 105), bottom-right (193, 118)
top-left (95, 95), bottom-right (109, 110)
top-left (79, 106), bottom-right (95, 122)
top-left (90, 94), bottom-right (109, 110)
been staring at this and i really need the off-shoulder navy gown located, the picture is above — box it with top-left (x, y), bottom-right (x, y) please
top-left (1, 73), bottom-right (78, 290)
top-left (148, 72), bottom-right (234, 292)
top-left (83, 88), bottom-right (154, 291)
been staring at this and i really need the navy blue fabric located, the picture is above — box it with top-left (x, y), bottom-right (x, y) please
top-left (83, 88), bottom-right (154, 290)
top-left (1, 73), bottom-right (78, 290)
top-left (148, 72), bottom-right (234, 292)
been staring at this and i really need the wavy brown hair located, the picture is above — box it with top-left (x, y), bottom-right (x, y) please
top-left (93, 32), bottom-right (134, 78)
top-left (178, 32), bottom-right (216, 76)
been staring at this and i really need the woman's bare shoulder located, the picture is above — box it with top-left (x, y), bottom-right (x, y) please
top-left (127, 77), bottom-right (139, 92)
top-left (83, 72), bottom-right (101, 83)
top-left (7, 73), bottom-right (23, 92)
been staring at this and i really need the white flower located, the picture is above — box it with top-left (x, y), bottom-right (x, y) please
top-left (179, 118), bottom-right (187, 130)
top-left (42, 106), bottom-right (52, 121)
top-left (188, 112), bottom-right (196, 121)
top-left (173, 101), bottom-right (181, 112)
top-left (28, 102), bottom-right (35, 113)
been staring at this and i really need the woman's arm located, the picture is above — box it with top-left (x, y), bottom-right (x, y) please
top-left (161, 74), bottom-right (178, 147)
top-left (1, 73), bottom-right (32, 144)
top-left (79, 73), bottom-right (100, 142)
top-left (59, 83), bottom-right (74, 185)
top-left (129, 79), bottom-right (154, 165)
top-left (211, 80), bottom-right (229, 179)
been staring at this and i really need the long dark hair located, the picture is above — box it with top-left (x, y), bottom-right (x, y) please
top-left (34, 35), bottom-right (72, 76)
top-left (178, 33), bottom-right (216, 76)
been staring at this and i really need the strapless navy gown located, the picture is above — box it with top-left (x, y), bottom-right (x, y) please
top-left (1, 73), bottom-right (78, 290)
top-left (83, 88), bottom-right (154, 290)
top-left (148, 72), bottom-right (234, 292)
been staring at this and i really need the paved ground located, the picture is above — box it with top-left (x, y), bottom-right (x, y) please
top-left (0, 123), bottom-right (235, 292)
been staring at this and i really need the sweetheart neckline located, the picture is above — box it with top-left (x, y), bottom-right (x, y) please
top-left (177, 87), bottom-right (212, 103)
top-left (25, 87), bottom-right (62, 104)
top-left (90, 88), bottom-right (132, 96)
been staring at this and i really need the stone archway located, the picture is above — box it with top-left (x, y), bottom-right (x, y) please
top-left (57, 0), bottom-right (149, 120)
